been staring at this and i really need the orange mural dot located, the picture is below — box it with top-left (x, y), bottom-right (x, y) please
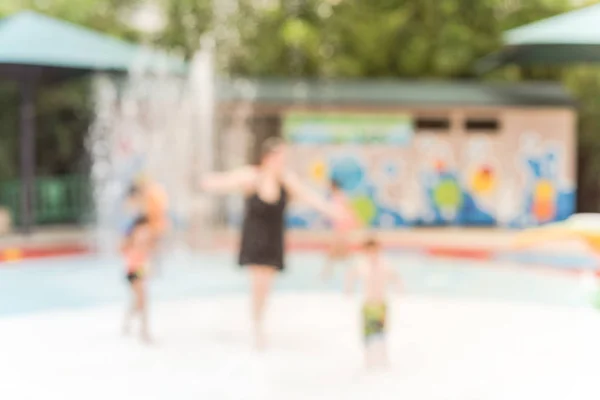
top-left (533, 180), bottom-right (556, 222)
top-left (584, 236), bottom-right (600, 253)
top-left (471, 166), bottom-right (495, 194)
top-left (533, 200), bottom-right (555, 222)
top-left (309, 161), bottom-right (327, 183)
top-left (434, 160), bottom-right (445, 173)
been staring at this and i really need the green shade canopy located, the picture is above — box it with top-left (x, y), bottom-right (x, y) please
top-left (0, 10), bottom-right (186, 79)
top-left (477, 3), bottom-right (600, 72)
top-left (0, 10), bottom-right (186, 234)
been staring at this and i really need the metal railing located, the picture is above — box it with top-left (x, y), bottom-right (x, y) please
top-left (0, 175), bottom-right (91, 226)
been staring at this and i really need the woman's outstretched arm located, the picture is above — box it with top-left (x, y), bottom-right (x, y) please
top-left (283, 172), bottom-right (342, 220)
top-left (200, 166), bottom-right (256, 195)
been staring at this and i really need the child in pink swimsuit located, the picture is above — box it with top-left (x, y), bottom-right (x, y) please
top-left (322, 179), bottom-right (359, 280)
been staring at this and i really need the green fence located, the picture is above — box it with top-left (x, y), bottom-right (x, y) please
top-left (0, 175), bottom-right (92, 226)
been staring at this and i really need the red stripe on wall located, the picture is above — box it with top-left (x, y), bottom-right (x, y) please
top-left (0, 245), bottom-right (92, 263)
top-left (425, 247), bottom-right (493, 260)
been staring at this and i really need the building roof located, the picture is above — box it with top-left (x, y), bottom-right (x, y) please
top-left (217, 79), bottom-right (575, 108)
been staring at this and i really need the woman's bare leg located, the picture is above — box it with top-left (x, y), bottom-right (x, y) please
top-left (249, 265), bottom-right (276, 350)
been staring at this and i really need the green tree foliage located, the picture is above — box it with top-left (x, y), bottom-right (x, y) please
top-left (155, 0), bottom-right (212, 59)
top-left (225, 0), bottom-right (572, 78)
top-left (564, 67), bottom-right (600, 211)
top-left (0, 0), bottom-right (143, 40)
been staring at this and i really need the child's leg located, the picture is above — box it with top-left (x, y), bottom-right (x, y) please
top-left (322, 254), bottom-right (336, 280)
top-left (377, 305), bottom-right (389, 368)
top-left (373, 338), bottom-right (389, 368)
top-left (151, 234), bottom-right (165, 277)
top-left (363, 303), bottom-right (388, 369)
top-left (322, 247), bottom-right (337, 280)
top-left (123, 301), bottom-right (136, 335)
top-left (123, 275), bottom-right (137, 335)
top-left (363, 304), bottom-right (376, 369)
top-left (322, 235), bottom-right (347, 280)
top-left (364, 343), bottom-right (376, 369)
top-left (132, 279), bottom-right (151, 342)
top-left (364, 338), bottom-right (389, 369)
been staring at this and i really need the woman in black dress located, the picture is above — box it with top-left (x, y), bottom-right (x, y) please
top-left (201, 138), bottom-right (342, 349)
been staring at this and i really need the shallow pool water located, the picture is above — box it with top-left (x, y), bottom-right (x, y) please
top-left (0, 251), bottom-right (591, 316)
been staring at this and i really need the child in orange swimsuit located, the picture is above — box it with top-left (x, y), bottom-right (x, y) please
top-left (322, 179), bottom-right (359, 280)
top-left (127, 178), bottom-right (169, 274)
top-left (121, 215), bottom-right (153, 343)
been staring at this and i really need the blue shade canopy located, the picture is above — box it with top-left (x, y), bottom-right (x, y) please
top-left (0, 10), bottom-right (186, 78)
top-left (477, 3), bottom-right (600, 72)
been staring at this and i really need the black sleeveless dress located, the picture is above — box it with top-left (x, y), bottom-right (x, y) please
top-left (238, 185), bottom-right (287, 271)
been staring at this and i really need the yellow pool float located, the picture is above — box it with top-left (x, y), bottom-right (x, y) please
top-left (514, 213), bottom-right (600, 252)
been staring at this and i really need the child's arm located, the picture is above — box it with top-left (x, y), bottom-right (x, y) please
top-left (283, 172), bottom-right (346, 222)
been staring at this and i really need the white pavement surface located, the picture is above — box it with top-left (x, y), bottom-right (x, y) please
top-left (2, 293), bottom-right (600, 400)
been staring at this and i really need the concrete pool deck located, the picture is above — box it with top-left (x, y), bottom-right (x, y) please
top-left (3, 236), bottom-right (598, 399)
top-left (3, 293), bottom-right (600, 400)
top-left (1, 251), bottom-right (599, 400)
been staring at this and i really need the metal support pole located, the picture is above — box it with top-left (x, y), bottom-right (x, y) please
top-left (19, 78), bottom-right (36, 234)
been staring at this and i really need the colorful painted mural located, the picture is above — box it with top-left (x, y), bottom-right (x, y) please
top-left (286, 146), bottom-right (413, 228)
top-left (275, 112), bottom-right (575, 229)
top-left (284, 112), bottom-right (413, 228)
top-left (409, 132), bottom-right (575, 227)
top-left (513, 132), bottom-right (575, 227)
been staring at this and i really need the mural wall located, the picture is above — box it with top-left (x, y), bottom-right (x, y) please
top-left (284, 112), bottom-right (414, 228)
top-left (284, 110), bottom-right (576, 229)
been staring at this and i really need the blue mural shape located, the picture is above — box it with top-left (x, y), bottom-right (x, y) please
top-left (329, 157), bottom-right (365, 192)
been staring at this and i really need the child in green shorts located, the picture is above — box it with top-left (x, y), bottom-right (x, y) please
top-left (346, 237), bottom-right (401, 369)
